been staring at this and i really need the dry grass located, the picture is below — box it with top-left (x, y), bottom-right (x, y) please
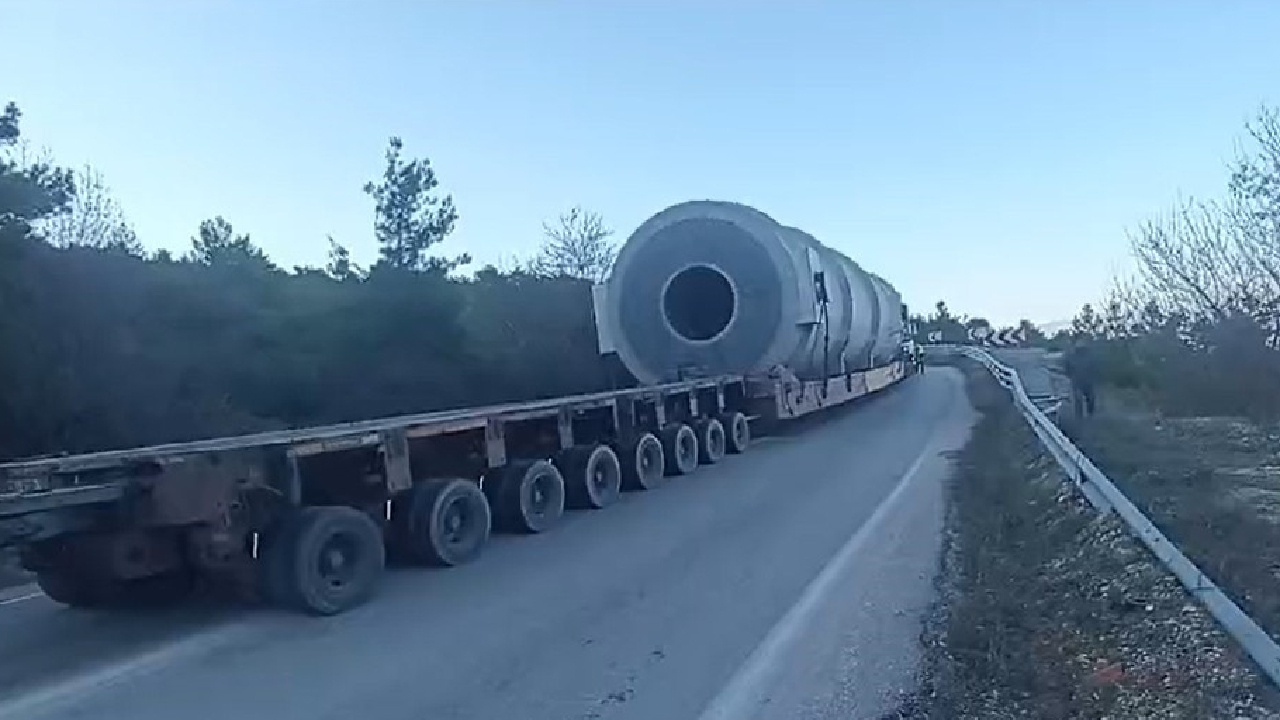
top-left (1075, 390), bottom-right (1280, 648)
top-left (917, 362), bottom-right (1279, 719)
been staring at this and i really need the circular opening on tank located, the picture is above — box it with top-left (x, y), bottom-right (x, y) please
top-left (663, 265), bottom-right (736, 342)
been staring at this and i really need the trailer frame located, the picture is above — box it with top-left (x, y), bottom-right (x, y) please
top-left (0, 359), bottom-right (912, 614)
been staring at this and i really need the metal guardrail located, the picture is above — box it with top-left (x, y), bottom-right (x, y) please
top-left (952, 345), bottom-right (1280, 688)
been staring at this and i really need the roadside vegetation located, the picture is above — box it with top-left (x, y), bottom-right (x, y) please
top-left (1046, 108), bottom-right (1280, 651)
top-left (919, 362), bottom-right (1279, 719)
top-left (913, 105), bottom-right (1280, 717)
top-left (1073, 394), bottom-right (1280, 642)
top-left (918, 105), bottom-right (1280, 421)
top-left (0, 101), bottom-right (620, 463)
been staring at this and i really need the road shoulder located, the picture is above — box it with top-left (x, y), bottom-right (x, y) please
top-left (915, 361), bottom-right (1280, 719)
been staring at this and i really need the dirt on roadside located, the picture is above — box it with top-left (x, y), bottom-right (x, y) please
top-left (913, 361), bottom-right (1279, 719)
top-left (1073, 389), bottom-right (1280, 652)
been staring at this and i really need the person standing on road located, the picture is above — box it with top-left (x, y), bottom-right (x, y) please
top-left (1064, 340), bottom-right (1098, 418)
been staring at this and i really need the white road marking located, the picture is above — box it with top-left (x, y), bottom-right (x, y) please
top-left (697, 435), bottom-right (944, 720)
top-left (0, 591), bottom-right (41, 607)
top-left (0, 621), bottom-right (253, 720)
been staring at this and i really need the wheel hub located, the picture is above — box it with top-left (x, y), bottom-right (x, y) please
top-left (319, 536), bottom-right (358, 588)
top-left (531, 478), bottom-right (548, 511)
top-left (442, 499), bottom-right (466, 543)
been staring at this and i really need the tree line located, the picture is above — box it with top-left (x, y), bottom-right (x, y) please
top-left (1060, 106), bottom-right (1280, 418)
top-left (921, 106), bottom-right (1280, 420)
top-left (0, 102), bottom-right (621, 461)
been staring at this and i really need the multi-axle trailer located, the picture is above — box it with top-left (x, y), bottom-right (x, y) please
top-left (0, 360), bottom-right (913, 615)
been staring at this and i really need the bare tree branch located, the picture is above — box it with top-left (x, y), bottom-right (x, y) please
top-left (40, 165), bottom-right (141, 254)
top-left (532, 206), bottom-right (616, 282)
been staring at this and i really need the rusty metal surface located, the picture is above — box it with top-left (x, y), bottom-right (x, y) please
top-left (0, 377), bottom-right (742, 479)
top-left (0, 485), bottom-right (126, 518)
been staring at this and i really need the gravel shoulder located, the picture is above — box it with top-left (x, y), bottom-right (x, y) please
top-left (916, 361), bottom-right (1280, 719)
top-left (1073, 389), bottom-right (1280, 646)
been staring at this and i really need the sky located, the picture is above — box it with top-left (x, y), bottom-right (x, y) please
top-left (4, 1), bottom-right (1279, 326)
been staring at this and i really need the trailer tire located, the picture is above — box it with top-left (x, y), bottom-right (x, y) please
top-left (620, 433), bottom-right (665, 491)
top-left (660, 424), bottom-right (699, 476)
top-left (36, 568), bottom-right (110, 609)
top-left (37, 567), bottom-right (194, 610)
top-left (559, 444), bottom-right (622, 509)
top-left (119, 569), bottom-right (197, 608)
top-left (695, 418), bottom-right (727, 465)
top-left (489, 459), bottom-right (566, 534)
top-left (282, 506), bottom-right (385, 616)
top-left (257, 509), bottom-right (305, 606)
top-left (394, 479), bottom-right (491, 567)
top-left (720, 412), bottom-right (750, 454)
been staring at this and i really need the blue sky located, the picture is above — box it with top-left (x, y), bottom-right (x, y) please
top-left (5, 1), bottom-right (1278, 325)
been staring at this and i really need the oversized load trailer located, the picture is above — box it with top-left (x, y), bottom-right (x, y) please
top-left (0, 201), bottom-right (916, 615)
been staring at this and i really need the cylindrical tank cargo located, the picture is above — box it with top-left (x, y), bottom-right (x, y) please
top-left (596, 200), bottom-right (904, 385)
top-left (867, 273), bottom-right (905, 365)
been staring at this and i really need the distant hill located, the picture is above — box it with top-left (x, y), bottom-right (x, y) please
top-left (1038, 320), bottom-right (1072, 336)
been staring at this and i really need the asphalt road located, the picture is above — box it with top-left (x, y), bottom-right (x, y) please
top-left (988, 347), bottom-right (1067, 399)
top-left (0, 367), bottom-right (973, 720)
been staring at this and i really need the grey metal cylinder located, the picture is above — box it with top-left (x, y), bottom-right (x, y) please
top-left (594, 200), bottom-right (905, 385)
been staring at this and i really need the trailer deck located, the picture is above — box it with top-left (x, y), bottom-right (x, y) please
top-left (0, 359), bottom-right (913, 615)
top-left (0, 376), bottom-right (742, 481)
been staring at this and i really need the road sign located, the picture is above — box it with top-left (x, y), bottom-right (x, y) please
top-left (968, 325), bottom-right (992, 341)
top-left (986, 327), bottom-right (1027, 347)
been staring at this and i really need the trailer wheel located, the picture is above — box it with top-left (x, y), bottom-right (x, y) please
top-left (720, 412), bottom-right (750, 454)
top-left (660, 424), bottom-right (699, 476)
top-left (620, 432), bottom-right (665, 491)
top-left (559, 444), bottom-right (622, 509)
top-left (36, 569), bottom-right (110, 609)
top-left (257, 509), bottom-right (304, 606)
top-left (282, 506), bottom-right (385, 615)
top-left (489, 459), bottom-right (566, 534)
top-left (37, 567), bottom-right (194, 610)
top-left (119, 570), bottom-right (197, 608)
top-left (393, 479), bottom-right (491, 566)
top-left (695, 418), bottom-right (727, 464)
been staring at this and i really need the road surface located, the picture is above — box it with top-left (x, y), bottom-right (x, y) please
top-left (0, 368), bottom-right (973, 720)
top-left (988, 347), bottom-right (1062, 399)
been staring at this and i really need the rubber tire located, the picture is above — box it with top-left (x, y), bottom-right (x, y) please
top-left (36, 568), bottom-right (111, 609)
top-left (660, 424), bottom-right (699, 476)
top-left (619, 432), bottom-right (665, 491)
top-left (392, 479), bottom-right (491, 567)
top-left (695, 418), bottom-right (727, 465)
top-left (281, 506), bottom-right (385, 616)
top-left (37, 567), bottom-right (194, 610)
top-left (486, 459), bottom-right (566, 534)
top-left (118, 570), bottom-right (197, 608)
top-left (258, 509), bottom-right (304, 607)
top-left (720, 412), bottom-right (750, 455)
top-left (559, 444), bottom-right (623, 509)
